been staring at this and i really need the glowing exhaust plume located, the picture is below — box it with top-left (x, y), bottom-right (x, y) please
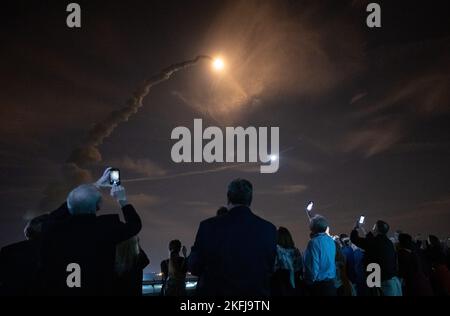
top-left (39, 55), bottom-right (213, 212)
top-left (212, 57), bottom-right (225, 71)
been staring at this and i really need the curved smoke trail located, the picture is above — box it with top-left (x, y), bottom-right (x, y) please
top-left (38, 55), bottom-right (212, 212)
top-left (68, 55), bottom-right (212, 165)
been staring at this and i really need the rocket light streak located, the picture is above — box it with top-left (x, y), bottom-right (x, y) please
top-left (123, 146), bottom-right (295, 183)
top-left (123, 162), bottom-right (248, 183)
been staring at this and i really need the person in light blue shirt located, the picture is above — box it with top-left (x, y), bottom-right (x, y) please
top-left (304, 215), bottom-right (337, 296)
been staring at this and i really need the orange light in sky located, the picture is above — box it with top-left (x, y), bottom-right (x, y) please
top-left (212, 57), bottom-right (225, 71)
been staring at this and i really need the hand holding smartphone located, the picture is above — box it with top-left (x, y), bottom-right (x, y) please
top-left (109, 168), bottom-right (121, 185)
top-left (355, 215), bottom-right (365, 230)
top-left (359, 215), bottom-right (365, 225)
top-left (305, 201), bottom-right (314, 221)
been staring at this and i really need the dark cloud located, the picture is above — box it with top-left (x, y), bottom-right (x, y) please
top-left (340, 117), bottom-right (406, 157)
top-left (271, 184), bottom-right (308, 195)
top-left (127, 193), bottom-right (162, 208)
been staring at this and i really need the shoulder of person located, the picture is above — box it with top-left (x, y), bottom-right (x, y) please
top-left (121, 203), bottom-right (136, 212)
top-left (0, 240), bottom-right (30, 255)
top-left (96, 214), bottom-right (122, 225)
top-left (49, 202), bottom-right (70, 218)
top-left (161, 258), bottom-right (169, 265)
top-left (42, 215), bottom-right (73, 236)
top-left (251, 213), bottom-right (276, 231)
top-left (199, 214), bottom-right (222, 228)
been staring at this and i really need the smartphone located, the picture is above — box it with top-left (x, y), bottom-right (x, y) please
top-left (109, 168), bottom-right (121, 185)
top-left (359, 215), bottom-right (365, 224)
top-left (306, 201), bottom-right (314, 212)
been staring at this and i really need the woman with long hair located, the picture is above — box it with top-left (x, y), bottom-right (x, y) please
top-left (271, 227), bottom-right (304, 296)
top-left (114, 236), bottom-right (150, 296)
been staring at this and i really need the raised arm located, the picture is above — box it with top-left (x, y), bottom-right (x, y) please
top-left (110, 185), bottom-right (142, 243)
top-left (350, 228), bottom-right (369, 250)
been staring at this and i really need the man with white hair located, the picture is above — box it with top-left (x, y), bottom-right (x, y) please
top-left (41, 168), bottom-right (118, 232)
top-left (66, 184), bottom-right (102, 215)
top-left (40, 168), bottom-right (142, 295)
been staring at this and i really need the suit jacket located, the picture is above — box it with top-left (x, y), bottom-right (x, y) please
top-left (41, 202), bottom-right (71, 233)
top-left (0, 239), bottom-right (41, 295)
top-left (188, 206), bottom-right (277, 296)
top-left (40, 204), bottom-right (141, 295)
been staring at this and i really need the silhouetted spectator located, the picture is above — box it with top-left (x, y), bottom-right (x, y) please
top-left (113, 236), bottom-right (149, 296)
top-left (161, 240), bottom-right (188, 296)
top-left (416, 239), bottom-right (433, 279)
top-left (339, 235), bottom-right (355, 282)
top-left (340, 234), bottom-right (368, 296)
top-left (216, 206), bottom-right (228, 217)
top-left (335, 239), bottom-right (353, 296)
top-left (430, 267), bottom-right (450, 296)
top-left (40, 181), bottom-right (142, 295)
top-left (426, 235), bottom-right (450, 295)
top-left (271, 227), bottom-right (303, 296)
top-left (0, 214), bottom-right (49, 295)
top-left (397, 233), bottom-right (433, 296)
top-left (351, 220), bottom-right (402, 296)
top-left (340, 234), bottom-right (367, 296)
top-left (304, 215), bottom-right (336, 296)
top-left (352, 244), bottom-right (367, 296)
top-left (188, 178), bottom-right (277, 296)
top-left (446, 238), bottom-right (450, 271)
top-left (427, 235), bottom-right (446, 266)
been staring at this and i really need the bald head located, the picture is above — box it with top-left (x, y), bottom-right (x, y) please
top-left (67, 184), bottom-right (102, 215)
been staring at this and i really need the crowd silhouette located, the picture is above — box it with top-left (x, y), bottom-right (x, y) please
top-left (0, 168), bottom-right (449, 296)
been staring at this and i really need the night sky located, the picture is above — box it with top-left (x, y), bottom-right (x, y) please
top-left (1, 0), bottom-right (449, 272)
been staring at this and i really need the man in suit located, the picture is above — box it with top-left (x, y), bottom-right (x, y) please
top-left (40, 182), bottom-right (142, 295)
top-left (0, 214), bottom-right (49, 295)
top-left (188, 178), bottom-right (277, 296)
